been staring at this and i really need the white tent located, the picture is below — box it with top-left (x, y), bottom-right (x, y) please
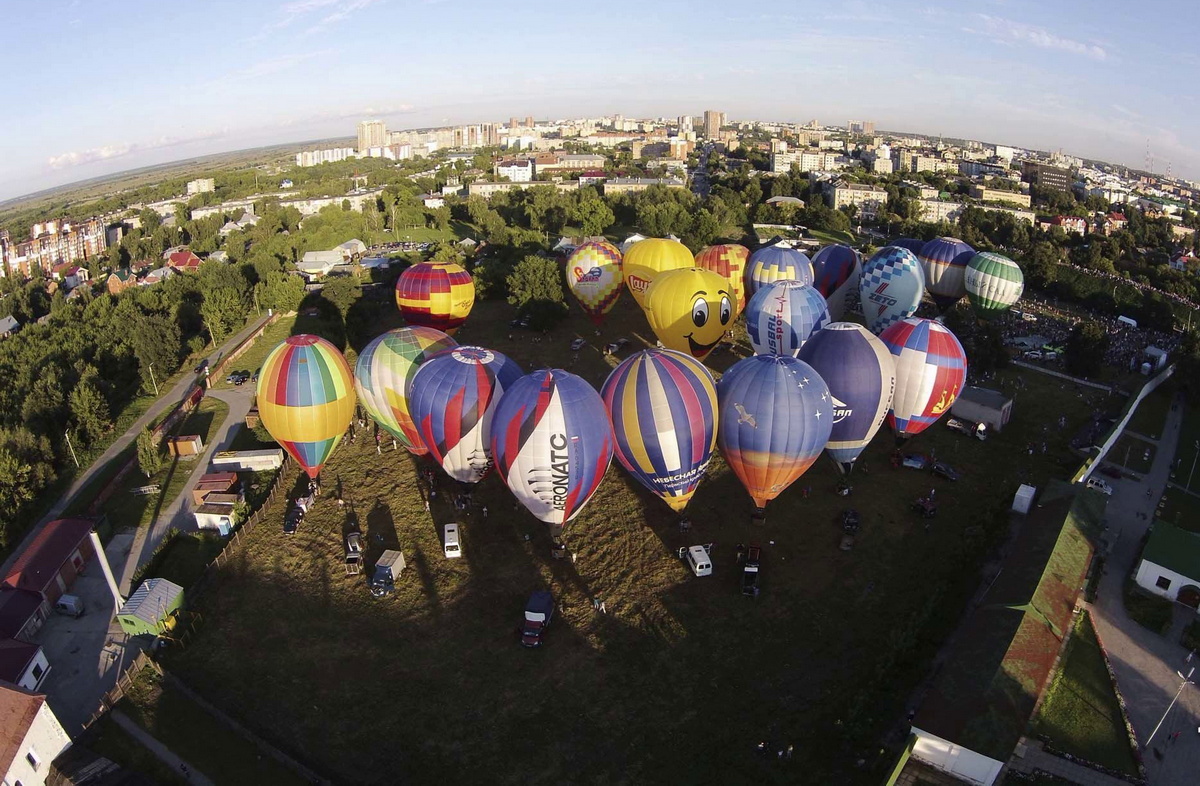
top-left (1012, 484), bottom-right (1036, 514)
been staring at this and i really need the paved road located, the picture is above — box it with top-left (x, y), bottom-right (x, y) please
top-left (112, 710), bottom-right (215, 786)
top-left (0, 314), bottom-right (271, 578)
top-left (116, 385), bottom-right (256, 593)
top-left (1087, 392), bottom-right (1200, 785)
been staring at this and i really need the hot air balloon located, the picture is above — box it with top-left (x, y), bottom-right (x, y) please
top-left (716, 355), bottom-right (833, 510)
top-left (257, 334), bottom-right (356, 479)
top-left (879, 318), bottom-right (967, 440)
top-left (491, 369), bottom-right (613, 532)
top-left (694, 244), bottom-right (749, 317)
top-left (643, 268), bottom-right (734, 361)
top-left (891, 237), bottom-right (926, 257)
top-left (810, 244), bottom-right (861, 321)
top-left (745, 281), bottom-right (830, 357)
top-left (797, 323), bottom-right (896, 474)
top-left (566, 240), bottom-right (624, 324)
top-left (407, 346), bottom-right (524, 483)
top-left (965, 252), bottom-right (1025, 320)
top-left (859, 246), bottom-right (926, 335)
top-left (600, 349), bottom-right (717, 512)
top-left (917, 237), bottom-right (975, 310)
top-left (745, 243), bottom-right (814, 298)
top-left (354, 327), bottom-right (457, 455)
top-left (395, 261), bottom-right (476, 335)
top-left (623, 238), bottom-right (694, 309)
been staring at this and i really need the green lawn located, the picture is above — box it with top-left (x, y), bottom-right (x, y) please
top-left (161, 295), bottom-right (1105, 786)
top-left (1127, 383), bottom-right (1175, 440)
top-left (1167, 402), bottom-right (1200, 495)
top-left (118, 668), bottom-right (307, 786)
top-left (1182, 620), bottom-right (1200, 652)
top-left (1109, 433), bottom-right (1156, 475)
top-left (1124, 582), bottom-right (1175, 635)
top-left (1157, 485), bottom-right (1200, 533)
top-left (808, 228), bottom-right (860, 246)
top-left (1030, 611), bottom-right (1139, 775)
top-left (98, 397), bottom-right (229, 531)
top-left (138, 531), bottom-right (227, 590)
top-left (209, 310), bottom-right (343, 390)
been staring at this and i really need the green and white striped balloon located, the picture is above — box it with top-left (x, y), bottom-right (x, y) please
top-left (965, 252), bottom-right (1024, 320)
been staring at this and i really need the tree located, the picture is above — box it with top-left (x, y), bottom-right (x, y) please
top-left (322, 275), bottom-right (361, 322)
top-left (200, 287), bottom-right (247, 344)
top-left (1065, 321), bottom-right (1110, 378)
top-left (574, 192), bottom-right (615, 236)
top-left (506, 256), bottom-right (565, 309)
top-left (137, 427), bottom-right (163, 478)
top-left (1176, 331), bottom-right (1200, 406)
top-left (69, 380), bottom-right (110, 445)
top-left (130, 312), bottom-right (182, 392)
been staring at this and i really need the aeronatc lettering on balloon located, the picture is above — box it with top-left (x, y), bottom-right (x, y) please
top-left (574, 266), bottom-right (604, 283)
top-left (549, 433), bottom-right (570, 511)
top-left (830, 394), bottom-right (853, 424)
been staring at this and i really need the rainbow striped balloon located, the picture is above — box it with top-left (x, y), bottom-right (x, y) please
top-left (257, 334), bottom-right (356, 478)
top-left (354, 327), bottom-right (457, 454)
top-left (601, 349), bottom-right (717, 512)
top-left (395, 261), bottom-right (476, 335)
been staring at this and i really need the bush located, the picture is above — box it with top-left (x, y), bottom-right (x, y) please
top-left (1123, 582), bottom-right (1174, 635)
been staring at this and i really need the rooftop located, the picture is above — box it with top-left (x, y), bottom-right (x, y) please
top-left (0, 588), bottom-right (42, 639)
top-left (1142, 521), bottom-right (1200, 579)
top-left (118, 578), bottom-right (184, 627)
top-left (958, 386), bottom-right (1012, 410)
top-left (0, 639), bottom-right (38, 685)
top-left (3, 518), bottom-right (94, 594)
top-left (0, 680), bottom-right (45, 775)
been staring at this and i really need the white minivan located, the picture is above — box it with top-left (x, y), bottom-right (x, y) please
top-left (685, 545), bottom-right (712, 577)
top-left (443, 523), bottom-right (462, 559)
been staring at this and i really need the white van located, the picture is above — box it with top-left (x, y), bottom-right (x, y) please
top-left (443, 523), bottom-right (462, 559)
top-left (1085, 477), bottom-right (1113, 496)
top-left (685, 545), bottom-right (712, 577)
top-left (54, 594), bottom-right (85, 617)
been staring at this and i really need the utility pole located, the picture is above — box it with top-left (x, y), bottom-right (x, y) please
top-left (147, 362), bottom-right (159, 397)
top-left (1190, 441), bottom-right (1200, 489)
top-left (64, 430), bottom-right (79, 468)
top-left (1146, 667), bottom-right (1193, 746)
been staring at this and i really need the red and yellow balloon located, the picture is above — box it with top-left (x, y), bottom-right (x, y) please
top-left (395, 261), bottom-right (476, 335)
top-left (694, 244), bottom-right (749, 317)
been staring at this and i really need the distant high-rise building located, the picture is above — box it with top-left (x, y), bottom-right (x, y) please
top-left (357, 120), bottom-right (387, 153)
top-left (848, 120), bottom-right (874, 135)
top-left (525, 116), bottom-right (535, 128)
top-left (186, 178), bottom-right (215, 195)
top-left (678, 115), bottom-right (693, 131)
top-left (509, 117), bottom-right (520, 129)
top-left (702, 110), bottom-right (725, 139)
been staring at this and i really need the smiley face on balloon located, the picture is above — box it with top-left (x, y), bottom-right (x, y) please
top-left (643, 268), bottom-right (735, 361)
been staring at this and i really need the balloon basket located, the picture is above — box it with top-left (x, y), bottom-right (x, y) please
top-left (751, 507), bottom-right (767, 526)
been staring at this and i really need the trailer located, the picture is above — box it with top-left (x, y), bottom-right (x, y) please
top-left (741, 545), bottom-right (762, 597)
top-left (345, 532), bottom-right (363, 575)
top-left (370, 550), bottom-right (406, 597)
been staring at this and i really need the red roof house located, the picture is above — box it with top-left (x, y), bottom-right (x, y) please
top-left (166, 249), bottom-right (202, 273)
top-left (0, 589), bottom-right (45, 641)
top-left (3, 519), bottom-right (96, 605)
top-left (0, 640), bottom-right (47, 692)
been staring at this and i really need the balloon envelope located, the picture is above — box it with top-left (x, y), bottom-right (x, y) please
top-left (810, 244), bottom-right (861, 321)
top-left (879, 318), bottom-right (967, 439)
top-left (623, 238), bottom-right (693, 308)
top-left (890, 237), bottom-right (926, 257)
top-left (859, 246), bottom-right (926, 335)
top-left (257, 334), bottom-right (356, 478)
top-left (917, 237), bottom-right (975, 309)
top-left (395, 261), bottom-right (476, 335)
top-left (643, 268), bottom-right (735, 361)
top-left (716, 355), bottom-right (833, 509)
top-left (601, 349), bottom-right (717, 512)
top-left (797, 323), bottom-right (896, 473)
top-left (491, 369), bottom-right (613, 527)
top-left (694, 244), bottom-right (749, 317)
top-left (745, 244), bottom-right (814, 298)
top-left (965, 252), bottom-right (1025, 319)
top-left (407, 346), bottom-right (524, 483)
top-left (354, 327), bottom-right (457, 455)
top-left (566, 240), bottom-right (624, 324)
top-left (745, 281), bottom-right (830, 357)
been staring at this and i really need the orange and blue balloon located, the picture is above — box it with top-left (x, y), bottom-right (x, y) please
top-left (257, 334), bottom-right (356, 478)
top-left (566, 240), bottom-right (624, 324)
top-left (490, 369), bottom-right (613, 529)
top-left (716, 355), bottom-right (833, 509)
top-left (407, 346), bottom-right (524, 483)
top-left (601, 349), bottom-right (717, 512)
top-left (395, 261), bottom-right (476, 335)
top-left (879, 317), bottom-right (967, 440)
top-left (353, 327), bottom-right (457, 455)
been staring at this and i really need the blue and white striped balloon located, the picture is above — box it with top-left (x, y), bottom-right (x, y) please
top-left (746, 281), bottom-right (830, 357)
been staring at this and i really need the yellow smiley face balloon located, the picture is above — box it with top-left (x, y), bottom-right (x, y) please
top-left (643, 268), bottom-right (736, 361)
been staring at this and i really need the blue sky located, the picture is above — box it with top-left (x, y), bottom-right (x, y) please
top-left (1, 0), bottom-right (1197, 201)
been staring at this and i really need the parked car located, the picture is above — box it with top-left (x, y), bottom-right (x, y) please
top-left (741, 544), bottom-right (762, 597)
top-left (232, 370), bottom-right (250, 385)
top-left (1086, 477), bottom-right (1113, 496)
top-left (946, 417), bottom-right (988, 441)
top-left (251, 367), bottom-right (261, 383)
top-left (54, 594), bottom-right (85, 618)
top-left (901, 453), bottom-right (929, 470)
top-left (225, 371), bottom-right (240, 384)
top-left (682, 544), bottom-right (713, 577)
top-left (932, 461), bottom-right (961, 481)
top-left (570, 338), bottom-right (587, 351)
top-left (283, 506), bottom-right (304, 535)
top-left (1099, 465), bottom-right (1123, 480)
top-left (443, 523), bottom-right (462, 559)
top-left (194, 360), bottom-right (208, 374)
top-left (520, 590), bottom-right (555, 648)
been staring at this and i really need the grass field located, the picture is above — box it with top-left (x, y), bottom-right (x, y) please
top-left (161, 297), bottom-right (1107, 785)
top-left (1127, 383), bottom-right (1175, 440)
top-left (1109, 433), bottom-right (1156, 475)
top-left (808, 228), bottom-right (860, 246)
top-left (1157, 486), bottom-right (1200, 534)
top-left (79, 712), bottom-right (187, 784)
top-left (98, 397), bottom-right (229, 531)
top-left (1030, 611), bottom-right (1139, 775)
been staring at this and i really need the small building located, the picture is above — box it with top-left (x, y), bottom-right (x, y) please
top-left (337, 239), bottom-right (367, 259)
top-left (165, 249), bottom-right (202, 273)
top-left (1011, 484), bottom-right (1036, 514)
top-left (106, 268), bottom-right (136, 295)
top-left (0, 680), bottom-right (72, 786)
top-left (296, 250), bottom-right (343, 280)
top-left (0, 640), bottom-right (50, 692)
top-left (194, 503), bottom-right (237, 536)
top-left (1134, 521), bottom-right (1200, 609)
top-left (0, 589), bottom-right (47, 643)
top-left (117, 578), bottom-right (185, 636)
top-left (1144, 346), bottom-right (1168, 372)
top-left (166, 435), bottom-right (203, 457)
top-left (3, 519), bottom-right (96, 609)
top-left (191, 472), bottom-right (239, 506)
top-left (210, 449), bottom-right (284, 472)
top-left (0, 316), bottom-right (19, 339)
top-left (244, 407), bottom-right (260, 429)
top-left (950, 387), bottom-right (1013, 433)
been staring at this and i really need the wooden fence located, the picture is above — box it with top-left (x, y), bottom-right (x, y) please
top-left (83, 651), bottom-right (162, 730)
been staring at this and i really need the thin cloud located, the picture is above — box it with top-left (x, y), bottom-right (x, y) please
top-left (976, 14), bottom-right (1107, 60)
top-left (46, 130), bottom-right (227, 170)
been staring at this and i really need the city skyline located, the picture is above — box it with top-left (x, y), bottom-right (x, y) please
top-left (1, 0), bottom-right (1197, 201)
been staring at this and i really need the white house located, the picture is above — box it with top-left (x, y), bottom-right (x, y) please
top-left (336, 239), bottom-right (367, 259)
top-left (495, 159), bottom-right (533, 182)
top-left (194, 502), bottom-right (236, 536)
top-left (0, 640), bottom-right (50, 691)
top-left (296, 250), bottom-right (343, 279)
top-left (1135, 522), bottom-right (1200, 609)
top-left (0, 681), bottom-right (71, 786)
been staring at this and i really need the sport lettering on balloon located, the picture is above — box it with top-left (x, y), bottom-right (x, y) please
top-left (766, 291), bottom-right (787, 354)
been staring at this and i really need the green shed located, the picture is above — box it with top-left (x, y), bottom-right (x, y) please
top-left (117, 578), bottom-right (185, 636)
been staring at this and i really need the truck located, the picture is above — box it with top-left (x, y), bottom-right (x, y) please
top-left (946, 417), bottom-right (988, 441)
top-left (370, 550), bottom-right (406, 597)
top-left (520, 591), bottom-right (555, 648)
top-left (741, 545), bottom-right (762, 597)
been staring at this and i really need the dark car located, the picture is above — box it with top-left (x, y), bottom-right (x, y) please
top-left (225, 371), bottom-right (239, 384)
top-left (520, 591), bottom-right (555, 648)
top-left (194, 360), bottom-right (208, 374)
top-left (233, 370), bottom-right (251, 386)
top-left (283, 506), bottom-right (304, 535)
top-left (741, 544), bottom-right (762, 597)
top-left (932, 461), bottom-right (961, 481)
top-left (251, 367), bottom-right (261, 383)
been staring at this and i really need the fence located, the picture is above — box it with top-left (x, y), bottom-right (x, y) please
top-left (208, 311), bottom-right (282, 382)
top-left (83, 651), bottom-right (162, 730)
top-left (1072, 364), bottom-right (1175, 485)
